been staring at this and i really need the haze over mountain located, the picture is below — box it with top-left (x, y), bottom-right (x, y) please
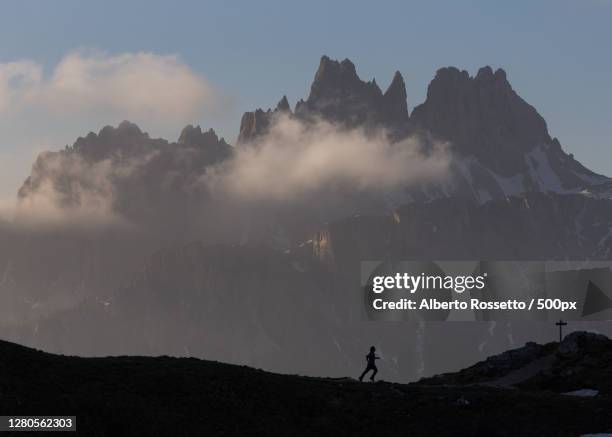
top-left (2, 56), bottom-right (612, 381)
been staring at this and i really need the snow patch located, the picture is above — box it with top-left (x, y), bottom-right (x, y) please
top-left (526, 145), bottom-right (563, 192)
top-left (572, 169), bottom-right (610, 186)
top-left (488, 171), bottom-right (525, 197)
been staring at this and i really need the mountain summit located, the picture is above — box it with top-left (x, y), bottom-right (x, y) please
top-left (238, 56), bottom-right (610, 203)
top-left (238, 55), bottom-right (411, 143)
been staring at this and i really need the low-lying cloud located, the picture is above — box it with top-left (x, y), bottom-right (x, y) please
top-left (9, 115), bottom-right (451, 232)
top-left (14, 151), bottom-right (135, 229)
top-left (206, 115), bottom-right (451, 201)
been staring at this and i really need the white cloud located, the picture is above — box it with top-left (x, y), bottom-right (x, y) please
top-left (0, 51), bottom-right (222, 123)
top-left (206, 115), bottom-right (451, 201)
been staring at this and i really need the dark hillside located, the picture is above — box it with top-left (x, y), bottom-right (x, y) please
top-left (1, 338), bottom-right (611, 436)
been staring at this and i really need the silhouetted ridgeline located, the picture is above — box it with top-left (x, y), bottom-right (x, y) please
top-left (1, 335), bottom-right (611, 436)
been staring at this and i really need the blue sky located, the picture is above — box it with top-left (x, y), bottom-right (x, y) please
top-left (0, 0), bottom-right (610, 205)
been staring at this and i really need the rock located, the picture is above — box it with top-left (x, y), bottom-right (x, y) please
top-left (382, 71), bottom-right (409, 129)
top-left (557, 331), bottom-right (611, 357)
top-left (275, 95), bottom-right (291, 113)
top-left (295, 56), bottom-right (408, 132)
top-left (17, 121), bottom-right (233, 226)
top-left (238, 108), bottom-right (271, 144)
top-left (240, 56), bottom-right (410, 143)
top-left (238, 96), bottom-right (293, 144)
top-left (236, 56), bottom-right (610, 202)
top-left (178, 125), bottom-right (232, 163)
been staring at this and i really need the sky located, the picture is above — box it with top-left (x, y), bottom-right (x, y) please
top-left (0, 0), bottom-right (611, 209)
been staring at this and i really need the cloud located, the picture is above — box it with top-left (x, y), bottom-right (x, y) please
top-left (206, 115), bottom-right (451, 201)
top-left (0, 51), bottom-right (222, 124)
top-left (10, 114), bottom-right (451, 233)
top-left (13, 150), bottom-right (140, 230)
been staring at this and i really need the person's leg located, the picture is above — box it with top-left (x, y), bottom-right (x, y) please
top-left (370, 365), bottom-right (378, 381)
top-left (359, 367), bottom-right (369, 381)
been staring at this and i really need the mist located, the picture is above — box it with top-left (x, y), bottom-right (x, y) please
top-left (209, 115), bottom-right (450, 202)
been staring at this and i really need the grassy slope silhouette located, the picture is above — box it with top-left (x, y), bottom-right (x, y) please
top-left (1, 338), bottom-right (611, 436)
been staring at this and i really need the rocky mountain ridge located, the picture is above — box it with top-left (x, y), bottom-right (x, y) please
top-left (239, 56), bottom-right (609, 204)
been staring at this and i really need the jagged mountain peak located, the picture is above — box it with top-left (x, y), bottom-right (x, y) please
top-left (308, 55), bottom-right (379, 104)
top-left (275, 95), bottom-right (291, 113)
top-left (95, 120), bottom-right (148, 141)
top-left (426, 65), bottom-right (511, 94)
top-left (17, 119), bottom-right (233, 216)
top-left (314, 55), bottom-right (359, 85)
top-left (475, 65), bottom-right (508, 82)
top-left (411, 64), bottom-right (553, 175)
top-left (382, 70), bottom-right (408, 126)
top-left (237, 55), bottom-right (410, 143)
top-left (387, 71), bottom-right (406, 92)
top-left (178, 124), bottom-right (226, 147)
top-left (68, 120), bottom-right (162, 162)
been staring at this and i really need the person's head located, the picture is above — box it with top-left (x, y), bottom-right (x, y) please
top-left (370, 346), bottom-right (375, 352)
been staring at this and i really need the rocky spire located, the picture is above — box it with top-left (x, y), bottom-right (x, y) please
top-left (178, 124), bottom-right (203, 145)
top-left (238, 95), bottom-right (293, 144)
top-left (306, 56), bottom-right (364, 109)
top-left (238, 109), bottom-right (270, 145)
top-left (275, 95), bottom-right (291, 113)
top-left (178, 125), bottom-right (232, 164)
top-left (383, 71), bottom-right (409, 125)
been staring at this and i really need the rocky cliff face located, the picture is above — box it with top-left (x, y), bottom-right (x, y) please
top-left (411, 66), bottom-right (549, 167)
top-left (238, 57), bottom-right (610, 203)
top-left (410, 66), bottom-right (608, 201)
top-left (17, 121), bottom-right (233, 230)
top-left (11, 192), bottom-right (612, 381)
top-left (307, 192), bottom-right (612, 281)
top-left (238, 56), bottom-right (410, 144)
top-left (295, 56), bottom-right (409, 131)
top-left (237, 96), bottom-right (292, 144)
top-left (4, 121), bottom-right (235, 328)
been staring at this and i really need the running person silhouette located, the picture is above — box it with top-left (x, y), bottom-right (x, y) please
top-left (359, 346), bottom-right (380, 382)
